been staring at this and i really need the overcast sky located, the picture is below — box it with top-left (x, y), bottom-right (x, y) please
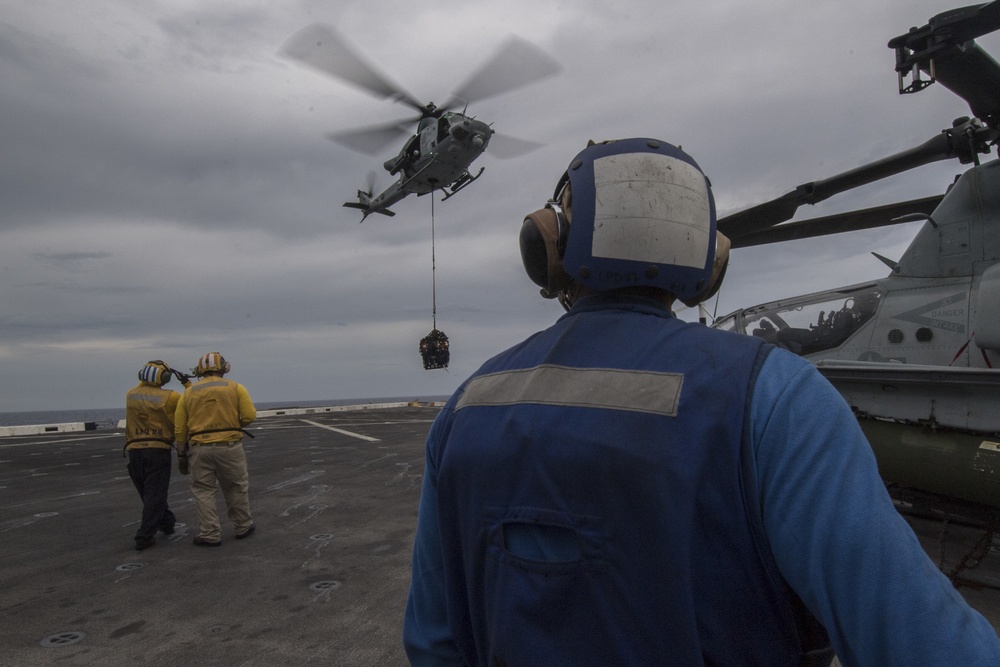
top-left (2, 0), bottom-right (997, 412)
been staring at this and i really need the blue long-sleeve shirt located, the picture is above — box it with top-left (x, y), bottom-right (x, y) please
top-left (405, 295), bottom-right (1000, 665)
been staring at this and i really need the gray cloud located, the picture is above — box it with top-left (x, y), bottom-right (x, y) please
top-left (0, 0), bottom-right (995, 411)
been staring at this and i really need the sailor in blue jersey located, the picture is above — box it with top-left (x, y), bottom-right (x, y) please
top-left (403, 139), bottom-right (1000, 666)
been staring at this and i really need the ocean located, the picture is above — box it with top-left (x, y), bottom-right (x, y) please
top-left (0, 396), bottom-right (450, 429)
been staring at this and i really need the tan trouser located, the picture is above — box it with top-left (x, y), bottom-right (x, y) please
top-left (189, 441), bottom-right (253, 541)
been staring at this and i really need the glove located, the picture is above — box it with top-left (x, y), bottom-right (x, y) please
top-left (177, 453), bottom-right (190, 475)
top-left (172, 369), bottom-right (193, 385)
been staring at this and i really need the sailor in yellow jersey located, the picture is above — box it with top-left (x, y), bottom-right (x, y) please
top-left (125, 360), bottom-right (192, 551)
top-left (175, 353), bottom-right (257, 546)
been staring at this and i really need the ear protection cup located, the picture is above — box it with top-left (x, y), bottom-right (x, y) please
top-left (520, 205), bottom-right (572, 298)
top-left (680, 231), bottom-right (731, 307)
top-left (139, 360), bottom-right (170, 386)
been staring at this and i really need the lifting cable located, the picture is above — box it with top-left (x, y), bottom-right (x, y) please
top-left (431, 192), bottom-right (437, 330)
top-left (420, 192), bottom-right (450, 370)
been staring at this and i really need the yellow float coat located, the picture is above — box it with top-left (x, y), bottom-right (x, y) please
top-left (176, 377), bottom-right (256, 444)
top-left (125, 383), bottom-right (181, 449)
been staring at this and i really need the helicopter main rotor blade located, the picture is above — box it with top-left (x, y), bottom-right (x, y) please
top-left (281, 23), bottom-right (426, 113)
top-left (718, 125), bottom-right (986, 239)
top-left (727, 195), bottom-right (944, 248)
top-left (486, 133), bottom-right (545, 159)
top-left (325, 119), bottom-right (416, 156)
top-left (443, 35), bottom-right (562, 109)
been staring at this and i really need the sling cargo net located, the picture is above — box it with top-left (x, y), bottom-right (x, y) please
top-left (420, 329), bottom-right (450, 370)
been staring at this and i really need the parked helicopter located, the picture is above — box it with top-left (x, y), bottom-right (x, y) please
top-left (708, 2), bottom-right (1000, 516)
top-left (281, 24), bottom-right (560, 221)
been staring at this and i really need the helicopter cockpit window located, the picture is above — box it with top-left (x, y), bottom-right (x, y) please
top-left (712, 313), bottom-right (739, 333)
top-left (450, 124), bottom-right (469, 142)
top-left (743, 287), bottom-right (882, 356)
top-left (438, 117), bottom-right (451, 143)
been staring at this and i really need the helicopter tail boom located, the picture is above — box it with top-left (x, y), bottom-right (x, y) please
top-left (343, 201), bottom-right (396, 220)
top-left (343, 186), bottom-right (399, 221)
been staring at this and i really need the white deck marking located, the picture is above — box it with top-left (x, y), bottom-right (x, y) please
top-left (0, 433), bottom-right (121, 448)
top-left (301, 419), bottom-right (380, 442)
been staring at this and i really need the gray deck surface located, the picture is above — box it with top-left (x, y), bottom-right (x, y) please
top-left (1, 405), bottom-right (998, 666)
top-left (1, 406), bottom-right (435, 666)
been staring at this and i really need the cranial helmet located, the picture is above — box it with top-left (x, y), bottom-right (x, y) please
top-left (139, 360), bottom-right (171, 386)
top-left (193, 352), bottom-right (230, 377)
top-left (519, 138), bottom-right (729, 307)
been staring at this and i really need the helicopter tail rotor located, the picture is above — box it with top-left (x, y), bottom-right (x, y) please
top-left (343, 173), bottom-right (396, 221)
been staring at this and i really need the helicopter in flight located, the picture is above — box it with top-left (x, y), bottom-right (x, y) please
top-left (281, 24), bottom-right (561, 221)
top-left (707, 2), bottom-right (1000, 517)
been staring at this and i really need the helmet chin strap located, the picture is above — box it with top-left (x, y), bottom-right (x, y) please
top-left (556, 283), bottom-right (589, 311)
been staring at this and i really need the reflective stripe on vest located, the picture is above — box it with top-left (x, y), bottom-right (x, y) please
top-left (125, 386), bottom-right (174, 449)
top-left (456, 364), bottom-right (683, 416)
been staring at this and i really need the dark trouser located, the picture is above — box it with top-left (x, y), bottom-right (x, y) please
top-left (127, 448), bottom-right (176, 542)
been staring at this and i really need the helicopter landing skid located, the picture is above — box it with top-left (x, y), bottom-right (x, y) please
top-left (441, 168), bottom-right (485, 202)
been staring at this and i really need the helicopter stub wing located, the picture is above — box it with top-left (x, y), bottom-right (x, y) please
top-left (817, 361), bottom-right (1000, 510)
top-left (815, 360), bottom-right (1000, 435)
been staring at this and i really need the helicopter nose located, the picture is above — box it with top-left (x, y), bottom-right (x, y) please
top-left (472, 135), bottom-right (485, 149)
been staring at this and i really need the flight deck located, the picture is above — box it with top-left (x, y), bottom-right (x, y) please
top-left (0, 405), bottom-right (998, 666)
